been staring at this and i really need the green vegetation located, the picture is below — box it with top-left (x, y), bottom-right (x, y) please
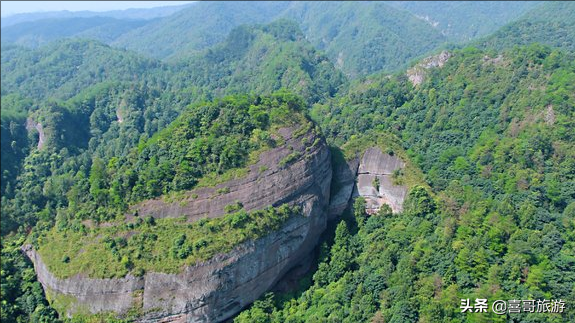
top-left (2, 2), bottom-right (575, 322)
top-left (0, 95), bottom-right (31, 198)
top-left (114, 2), bottom-right (291, 59)
top-left (80, 92), bottom-right (310, 221)
top-left (474, 2), bottom-right (575, 52)
top-left (176, 19), bottom-right (347, 104)
top-left (0, 40), bottom-right (164, 101)
top-left (0, 16), bottom-right (148, 48)
top-left (238, 44), bottom-right (575, 322)
top-left (280, 2), bottom-right (447, 77)
top-left (1, 235), bottom-right (60, 323)
top-left (388, 1), bottom-right (541, 43)
top-left (36, 204), bottom-right (300, 279)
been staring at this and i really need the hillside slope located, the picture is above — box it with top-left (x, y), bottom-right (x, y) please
top-left (388, 1), bottom-right (541, 42)
top-left (239, 45), bottom-right (575, 322)
top-left (0, 17), bottom-right (149, 48)
top-left (474, 1), bottom-right (575, 51)
top-left (25, 94), bottom-right (333, 322)
top-left (113, 1), bottom-right (290, 60)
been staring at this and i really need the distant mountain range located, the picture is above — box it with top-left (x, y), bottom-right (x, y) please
top-left (1, 1), bottom-right (558, 77)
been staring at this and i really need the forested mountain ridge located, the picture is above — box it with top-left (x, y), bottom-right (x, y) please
top-left (0, 40), bottom-right (165, 101)
top-left (174, 19), bottom-right (347, 104)
top-left (0, 16), bottom-right (150, 48)
top-left (388, 1), bottom-right (541, 42)
top-left (1, 1), bottom-right (574, 322)
top-left (473, 1), bottom-right (575, 52)
top-left (239, 43), bottom-right (575, 323)
top-left (278, 1), bottom-right (447, 77)
top-left (2, 1), bottom-right (550, 77)
top-left (0, 20), bottom-right (344, 207)
top-left (0, 3), bottom-right (192, 28)
top-left (113, 1), bottom-right (291, 60)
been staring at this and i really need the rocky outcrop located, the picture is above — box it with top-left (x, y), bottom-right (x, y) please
top-left (25, 126), bottom-right (332, 322)
top-left (353, 147), bottom-right (407, 214)
top-left (328, 156), bottom-right (359, 219)
top-left (23, 245), bottom-right (144, 315)
top-left (407, 50), bottom-right (451, 86)
top-left (128, 127), bottom-right (330, 223)
top-left (25, 117), bottom-right (46, 150)
top-left (329, 147), bottom-right (408, 217)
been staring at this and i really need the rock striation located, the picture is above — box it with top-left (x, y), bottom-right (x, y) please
top-left (128, 127), bottom-right (330, 224)
top-left (328, 146), bottom-right (408, 218)
top-left (353, 147), bottom-right (408, 214)
top-left (25, 126), bottom-right (332, 322)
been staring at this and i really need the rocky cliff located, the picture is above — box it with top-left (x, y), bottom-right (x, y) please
top-left (329, 146), bottom-right (408, 216)
top-left (407, 50), bottom-right (452, 86)
top-left (25, 125), bottom-right (412, 322)
top-left (353, 147), bottom-right (408, 214)
top-left (24, 126), bottom-right (332, 322)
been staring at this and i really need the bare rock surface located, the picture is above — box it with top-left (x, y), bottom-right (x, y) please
top-left (24, 126), bottom-right (332, 322)
top-left (407, 50), bottom-right (451, 86)
top-left (25, 117), bottom-right (45, 150)
top-left (353, 147), bottom-right (408, 214)
top-left (328, 156), bottom-right (359, 219)
top-left (129, 127), bottom-right (329, 223)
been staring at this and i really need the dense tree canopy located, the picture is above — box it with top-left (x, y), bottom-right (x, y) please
top-left (1, 2), bottom-right (574, 322)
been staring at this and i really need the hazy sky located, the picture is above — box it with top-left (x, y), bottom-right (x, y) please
top-left (0, 1), bottom-right (195, 17)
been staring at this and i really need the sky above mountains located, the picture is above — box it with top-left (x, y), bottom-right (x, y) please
top-left (0, 1), bottom-right (194, 17)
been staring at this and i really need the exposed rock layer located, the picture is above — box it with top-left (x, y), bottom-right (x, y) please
top-left (25, 126), bottom-right (332, 322)
top-left (353, 147), bottom-right (407, 214)
top-left (25, 130), bottom-right (410, 322)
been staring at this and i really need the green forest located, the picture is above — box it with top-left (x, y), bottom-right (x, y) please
top-left (1, 1), bottom-right (574, 323)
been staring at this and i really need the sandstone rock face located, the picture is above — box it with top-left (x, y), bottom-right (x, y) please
top-left (328, 156), bottom-right (359, 219)
top-left (23, 245), bottom-right (144, 315)
top-left (25, 126), bottom-right (332, 323)
top-left (353, 147), bottom-right (408, 214)
top-left (407, 50), bottom-right (452, 86)
top-left (129, 127), bottom-right (329, 223)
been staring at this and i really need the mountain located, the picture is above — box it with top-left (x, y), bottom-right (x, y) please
top-left (388, 1), bottom-right (541, 42)
top-left (0, 19), bottom-right (348, 320)
top-left (0, 19), bottom-right (345, 226)
top-left (239, 44), bottom-right (575, 323)
top-left (115, 1), bottom-right (448, 77)
top-left (473, 1), bottom-right (575, 51)
top-left (113, 1), bottom-right (291, 60)
top-left (1, 2), bottom-right (574, 323)
top-left (2, 1), bottom-right (552, 78)
top-left (0, 40), bottom-right (164, 101)
top-left (279, 1), bottom-right (447, 77)
top-left (175, 20), bottom-right (347, 103)
top-left (24, 93), bottom-right (334, 322)
top-left (1, 16), bottom-right (150, 48)
top-left (0, 3), bottom-right (192, 28)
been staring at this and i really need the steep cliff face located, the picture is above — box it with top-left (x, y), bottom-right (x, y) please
top-left (25, 117), bottom-right (46, 150)
top-left (130, 127), bottom-right (330, 223)
top-left (24, 126), bottom-right (332, 322)
top-left (353, 147), bottom-right (407, 214)
top-left (329, 146), bottom-right (408, 217)
top-left (328, 156), bottom-right (359, 219)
